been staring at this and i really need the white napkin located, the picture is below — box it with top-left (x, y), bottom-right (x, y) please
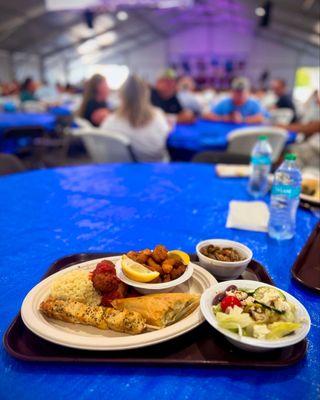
top-left (226, 201), bottom-right (270, 232)
top-left (216, 164), bottom-right (251, 178)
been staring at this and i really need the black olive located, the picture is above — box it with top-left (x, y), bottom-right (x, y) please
top-left (212, 291), bottom-right (225, 305)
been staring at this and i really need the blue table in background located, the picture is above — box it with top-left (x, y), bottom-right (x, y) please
top-left (0, 163), bottom-right (318, 400)
top-left (168, 120), bottom-right (297, 161)
top-left (48, 104), bottom-right (73, 117)
top-left (0, 112), bottom-right (56, 135)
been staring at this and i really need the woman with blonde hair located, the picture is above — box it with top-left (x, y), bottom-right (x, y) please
top-left (101, 75), bottom-right (171, 162)
top-left (78, 74), bottom-right (110, 126)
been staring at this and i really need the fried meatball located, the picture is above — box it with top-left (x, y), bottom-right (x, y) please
top-left (141, 249), bottom-right (152, 257)
top-left (162, 274), bottom-right (171, 282)
top-left (150, 276), bottom-right (162, 283)
top-left (91, 260), bottom-right (118, 292)
top-left (170, 264), bottom-right (186, 280)
top-left (93, 260), bottom-right (116, 274)
top-left (127, 249), bottom-right (151, 265)
top-left (167, 254), bottom-right (184, 267)
top-left (92, 271), bottom-right (119, 293)
top-left (152, 245), bottom-right (168, 263)
top-left (147, 257), bottom-right (163, 274)
top-left (162, 260), bottom-right (174, 274)
top-left (127, 251), bottom-right (139, 261)
top-left (91, 260), bottom-right (126, 295)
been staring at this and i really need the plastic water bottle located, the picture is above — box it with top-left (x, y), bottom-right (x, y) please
top-left (268, 153), bottom-right (302, 240)
top-left (248, 136), bottom-right (272, 198)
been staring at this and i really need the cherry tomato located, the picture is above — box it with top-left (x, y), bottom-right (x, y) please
top-left (220, 295), bottom-right (242, 312)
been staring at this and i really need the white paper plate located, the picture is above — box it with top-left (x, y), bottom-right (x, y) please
top-left (21, 256), bottom-right (217, 351)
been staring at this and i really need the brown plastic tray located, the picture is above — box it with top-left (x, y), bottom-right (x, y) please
top-left (4, 253), bottom-right (307, 367)
top-left (292, 222), bottom-right (320, 293)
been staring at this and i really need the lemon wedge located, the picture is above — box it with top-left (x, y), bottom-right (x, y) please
top-left (121, 255), bottom-right (159, 283)
top-left (167, 250), bottom-right (190, 266)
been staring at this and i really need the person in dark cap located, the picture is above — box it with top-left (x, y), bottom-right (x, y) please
top-left (151, 69), bottom-right (195, 124)
top-left (203, 77), bottom-right (264, 124)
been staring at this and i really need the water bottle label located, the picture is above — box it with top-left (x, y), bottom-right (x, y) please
top-left (251, 155), bottom-right (271, 166)
top-left (271, 184), bottom-right (301, 199)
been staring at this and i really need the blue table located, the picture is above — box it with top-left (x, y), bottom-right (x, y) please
top-left (168, 120), bottom-right (297, 161)
top-left (48, 104), bottom-right (73, 117)
top-left (0, 112), bottom-right (56, 135)
top-left (0, 164), bottom-right (318, 400)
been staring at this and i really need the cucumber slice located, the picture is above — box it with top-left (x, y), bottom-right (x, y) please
top-left (253, 287), bottom-right (286, 313)
top-left (242, 289), bottom-right (255, 295)
top-left (254, 287), bottom-right (286, 301)
top-left (254, 300), bottom-right (285, 314)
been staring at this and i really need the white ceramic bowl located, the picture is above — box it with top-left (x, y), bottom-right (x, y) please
top-left (115, 259), bottom-right (194, 294)
top-left (200, 280), bottom-right (311, 352)
top-left (196, 239), bottom-right (252, 280)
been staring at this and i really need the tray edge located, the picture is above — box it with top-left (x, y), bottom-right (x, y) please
top-left (291, 222), bottom-right (320, 293)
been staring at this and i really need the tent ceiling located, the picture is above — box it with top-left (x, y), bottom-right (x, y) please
top-left (0, 0), bottom-right (318, 59)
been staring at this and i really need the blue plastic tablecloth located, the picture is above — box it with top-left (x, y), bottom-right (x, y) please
top-left (48, 104), bottom-right (73, 117)
top-left (0, 163), bottom-right (318, 400)
top-left (0, 112), bottom-right (56, 135)
top-left (168, 120), bottom-right (297, 160)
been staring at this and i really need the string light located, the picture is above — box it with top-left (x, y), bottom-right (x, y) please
top-left (116, 11), bottom-right (129, 21)
top-left (255, 7), bottom-right (266, 17)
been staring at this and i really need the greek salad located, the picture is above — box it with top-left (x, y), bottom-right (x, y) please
top-left (212, 285), bottom-right (302, 340)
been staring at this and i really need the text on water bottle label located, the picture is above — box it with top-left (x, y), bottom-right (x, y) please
top-left (271, 184), bottom-right (301, 199)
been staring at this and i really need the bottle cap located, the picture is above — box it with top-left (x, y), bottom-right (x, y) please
top-left (258, 135), bottom-right (267, 141)
top-left (285, 153), bottom-right (297, 161)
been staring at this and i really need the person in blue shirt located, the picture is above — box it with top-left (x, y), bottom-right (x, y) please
top-left (203, 77), bottom-right (264, 124)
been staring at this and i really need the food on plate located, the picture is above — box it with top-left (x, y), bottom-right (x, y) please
top-left (121, 255), bottom-right (160, 282)
top-left (167, 250), bottom-right (190, 266)
top-left (50, 270), bottom-right (102, 306)
top-left (126, 245), bottom-right (188, 283)
top-left (301, 178), bottom-right (320, 200)
top-left (200, 245), bottom-right (245, 262)
top-left (112, 293), bottom-right (200, 328)
top-left (40, 297), bottom-right (146, 334)
top-left (91, 260), bottom-right (128, 306)
top-left (91, 260), bottom-right (120, 292)
top-left (212, 285), bottom-right (301, 340)
top-left (39, 254), bottom-right (198, 336)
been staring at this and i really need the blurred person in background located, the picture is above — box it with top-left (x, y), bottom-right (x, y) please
top-left (101, 75), bottom-right (171, 162)
top-left (302, 90), bottom-right (320, 123)
top-left (276, 90), bottom-right (319, 172)
top-left (258, 70), bottom-right (270, 91)
top-left (151, 70), bottom-right (195, 124)
top-left (20, 77), bottom-right (38, 102)
top-left (203, 77), bottom-right (263, 124)
top-left (177, 75), bottom-right (201, 115)
top-left (279, 120), bottom-right (320, 173)
top-left (56, 82), bottom-right (64, 93)
top-left (36, 80), bottom-right (58, 102)
top-left (271, 78), bottom-right (297, 122)
top-left (0, 80), bottom-right (19, 96)
top-left (78, 74), bottom-right (110, 127)
top-left (65, 83), bottom-right (82, 94)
